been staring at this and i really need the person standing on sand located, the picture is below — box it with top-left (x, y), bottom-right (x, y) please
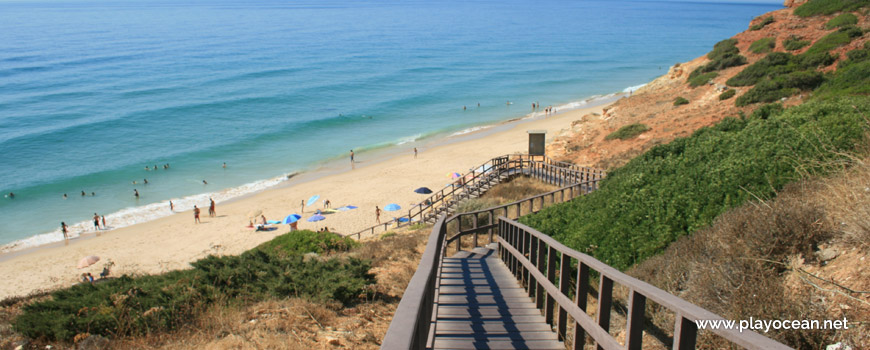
top-left (169, 200), bottom-right (174, 211)
top-left (375, 206), bottom-right (381, 224)
top-left (93, 213), bottom-right (100, 231)
top-left (61, 222), bottom-right (69, 244)
top-left (414, 147), bottom-right (418, 159)
top-left (301, 199), bottom-right (305, 213)
top-left (101, 215), bottom-right (106, 230)
top-left (209, 198), bottom-right (216, 217)
top-left (194, 206), bottom-right (201, 224)
top-left (350, 150), bottom-right (354, 163)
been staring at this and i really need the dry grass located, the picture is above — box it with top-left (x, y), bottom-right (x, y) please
top-left (481, 176), bottom-right (561, 204)
top-left (628, 160), bottom-right (870, 349)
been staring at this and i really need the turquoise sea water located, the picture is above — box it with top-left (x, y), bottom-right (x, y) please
top-left (0, 0), bottom-right (780, 250)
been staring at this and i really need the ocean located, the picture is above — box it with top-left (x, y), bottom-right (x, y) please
top-left (0, 0), bottom-right (781, 251)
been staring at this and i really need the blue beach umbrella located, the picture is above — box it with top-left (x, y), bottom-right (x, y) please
top-left (307, 215), bottom-right (326, 222)
top-left (414, 187), bottom-right (433, 194)
top-left (384, 203), bottom-right (401, 211)
top-left (306, 195), bottom-right (320, 206)
top-left (282, 214), bottom-right (302, 224)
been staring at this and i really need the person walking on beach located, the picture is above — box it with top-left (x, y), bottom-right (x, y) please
top-left (301, 199), bottom-right (305, 213)
top-left (101, 215), bottom-right (106, 230)
top-left (375, 206), bottom-right (381, 224)
top-left (61, 222), bottom-right (69, 245)
top-left (193, 206), bottom-right (201, 224)
top-left (209, 198), bottom-right (216, 217)
top-left (350, 150), bottom-right (354, 163)
top-left (414, 147), bottom-right (418, 159)
top-left (93, 213), bottom-right (100, 231)
top-left (169, 200), bottom-right (174, 212)
top-left (134, 189), bottom-right (139, 199)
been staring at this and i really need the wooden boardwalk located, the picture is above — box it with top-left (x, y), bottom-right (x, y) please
top-left (433, 244), bottom-right (563, 350)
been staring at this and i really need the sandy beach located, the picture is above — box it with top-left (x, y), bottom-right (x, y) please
top-left (0, 102), bottom-right (612, 299)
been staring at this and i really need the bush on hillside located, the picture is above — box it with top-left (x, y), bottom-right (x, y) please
top-left (814, 44), bottom-right (870, 99)
top-left (673, 97), bottom-right (689, 106)
top-left (749, 103), bottom-right (785, 120)
top-left (13, 232), bottom-right (374, 341)
top-left (256, 230), bottom-right (357, 257)
top-left (784, 35), bottom-right (811, 51)
top-left (805, 25), bottom-right (863, 55)
top-left (520, 97), bottom-right (869, 270)
top-left (735, 70), bottom-right (824, 106)
top-left (794, 0), bottom-right (870, 17)
top-left (825, 12), bottom-right (858, 28)
top-left (605, 123), bottom-right (651, 140)
top-left (719, 89), bottom-right (736, 100)
top-left (750, 16), bottom-right (775, 31)
top-left (688, 39), bottom-right (748, 83)
top-left (688, 71), bottom-right (718, 87)
top-left (750, 37), bottom-right (776, 54)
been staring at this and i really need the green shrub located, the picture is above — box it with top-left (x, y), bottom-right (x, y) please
top-left (750, 37), bottom-right (777, 54)
top-left (750, 16), bottom-right (775, 31)
top-left (719, 89), bottom-right (736, 100)
top-left (688, 71), bottom-right (718, 87)
top-left (256, 230), bottom-right (358, 256)
top-left (605, 123), bottom-right (651, 140)
top-left (673, 97), bottom-right (689, 106)
top-left (749, 103), bottom-right (785, 120)
top-left (688, 39), bottom-right (748, 82)
top-left (13, 233), bottom-right (374, 341)
top-left (794, 0), bottom-right (870, 17)
top-left (825, 13), bottom-right (858, 28)
top-left (520, 97), bottom-right (870, 270)
top-left (784, 35), bottom-right (811, 51)
top-left (805, 25), bottom-right (863, 55)
top-left (735, 70), bottom-right (823, 106)
top-left (380, 232), bottom-right (397, 239)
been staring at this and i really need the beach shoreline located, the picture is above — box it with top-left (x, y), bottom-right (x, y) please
top-left (0, 95), bottom-right (618, 299)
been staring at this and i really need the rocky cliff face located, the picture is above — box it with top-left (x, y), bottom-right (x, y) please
top-left (548, 4), bottom-right (868, 169)
top-left (783, 0), bottom-right (808, 8)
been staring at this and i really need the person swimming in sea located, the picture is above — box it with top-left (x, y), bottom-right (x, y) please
top-left (81, 190), bottom-right (86, 197)
top-left (5, 192), bottom-right (13, 199)
top-left (63, 193), bottom-right (68, 199)
top-left (134, 189), bottom-right (139, 198)
top-left (144, 179), bottom-right (148, 184)
top-left (202, 180), bottom-right (208, 185)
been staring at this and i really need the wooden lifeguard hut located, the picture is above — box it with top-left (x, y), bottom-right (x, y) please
top-left (527, 130), bottom-right (546, 159)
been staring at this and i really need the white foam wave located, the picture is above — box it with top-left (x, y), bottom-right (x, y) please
top-left (623, 83), bottom-right (647, 93)
top-left (396, 134), bottom-right (422, 145)
top-left (450, 125), bottom-right (494, 137)
top-left (0, 174), bottom-right (291, 254)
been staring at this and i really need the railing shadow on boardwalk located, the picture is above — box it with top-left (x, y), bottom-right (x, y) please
top-left (380, 156), bottom-right (793, 350)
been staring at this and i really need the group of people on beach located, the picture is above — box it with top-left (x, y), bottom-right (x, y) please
top-left (192, 198), bottom-right (217, 224)
top-left (532, 102), bottom-right (556, 114)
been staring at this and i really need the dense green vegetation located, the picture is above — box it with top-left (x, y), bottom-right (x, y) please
top-left (794, 0), bottom-right (870, 17)
top-left (814, 42), bottom-right (870, 99)
top-left (750, 16), bottom-right (775, 31)
top-left (688, 71), bottom-right (718, 87)
top-left (825, 13), bottom-right (858, 29)
top-left (521, 97), bottom-right (870, 270)
top-left (749, 37), bottom-right (776, 54)
top-left (784, 35), bottom-right (811, 51)
top-left (673, 97), bottom-right (689, 106)
top-left (687, 39), bottom-right (748, 85)
top-left (13, 231), bottom-right (373, 341)
top-left (719, 89), bottom-right (736, 100)
top-left (257, 229), bottom-right (357, 256)
top-left (605, 123), bottom-right (651, 140)
top-left (727, 50), bottom-right (835, 106)
top-left (805, 25), bottom-right (863, 55)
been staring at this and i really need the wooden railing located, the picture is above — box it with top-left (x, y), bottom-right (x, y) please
top-left (381, 168), bottom-right (791, 350)
top-left (381, 166), bottom-right (603, 349)
top-left (346, 154), bottom-right (601, 240)
top-left (497, 218), bottom-right (790, 350)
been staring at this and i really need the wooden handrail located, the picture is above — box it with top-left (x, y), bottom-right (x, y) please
top-left (381, 156), bottom-right (790, 349)
top-left (345, 154), bottom-right (600, 240)
top-left (497, 218), bottom-right (792, 350)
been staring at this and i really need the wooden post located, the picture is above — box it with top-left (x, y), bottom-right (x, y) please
top-left (595, 276), bottom-right (613, 350)
top-left (528, 235), bottom-right (538, 298)
top-left (625, 290), bottom-right (647, 350)
top-left (558, 252), bottom-right (571, 341)
top-left (472, 213), bottom-right (478, 248)
top-left (673, 315), bottom-right (698, 350)
top-left (573, 263), bottom-right (590, 350)
top-left (545, 246), bottom-right (557, 326)
top-left (535, 238), bottom-right (546, 308)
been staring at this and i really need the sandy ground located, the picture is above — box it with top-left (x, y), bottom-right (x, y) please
top-left (0, 102), bottom-right (612, 299)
